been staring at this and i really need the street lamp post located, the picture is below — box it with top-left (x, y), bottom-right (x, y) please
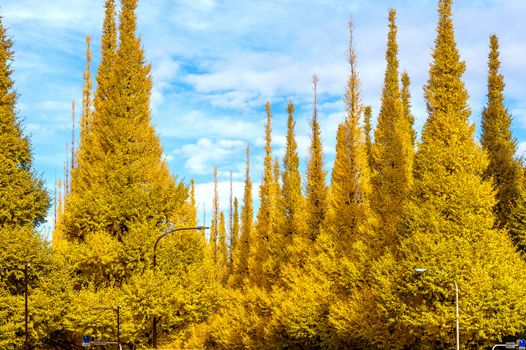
top-left (92, 306), bottom-right (121, 349)
top-left (151, 225), bottom-right (208, 349)
top-left (0, 263), bottom-right (30, 349)
top-left (455, 282), bottom-right (459, 350)
top-left (414, 268), bottom-right (459, 350)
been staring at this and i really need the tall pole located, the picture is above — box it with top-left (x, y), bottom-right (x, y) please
top-left (117, 305), bottom-right (120, 350)
top-left (152, 311), bottom-right (157, 349)
top-left (92, 306), bottom-right (121, 348)
top-left (152, 226), bottom-right (208, 349)
top-left (414, 268), bottom-right (460, 349)
top-left (24, 264), bottom-right (29, 350)
top-left (1, 265), bottom-right (30, 349)
top-left (456, 282), bottom-right (459, 350)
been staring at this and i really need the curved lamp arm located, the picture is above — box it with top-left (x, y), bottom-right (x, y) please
top-left (153, 226), bottom-right (208, 268)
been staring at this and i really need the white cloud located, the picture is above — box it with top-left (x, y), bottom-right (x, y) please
top-left (172, 138), bottom-right (246, 175)
top-left (2, 0), bottom-right (101, 30)
top-left (194, 180), bottom-right (246, 226)
top-left (164, 153), bottom-right (175, 163)
top-left (204, 90), bottom-right (263, 110)
top-left (512, 108), bottom-right (526, 130)
top-left (517, 141), bottom-right (526, 159)
top-left (151, 59), bottom-right (181, 111)
top-left (158, 110), bottom-right (262, 140)
top-left (218, 166), bottom-right (245, 180)
top-left (37, 100), bottom-right (72, 112)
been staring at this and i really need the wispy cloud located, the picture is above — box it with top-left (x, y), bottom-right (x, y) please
top-left (157, 109), bottom-right (262, 141)
top-left (171, 138), bottom-right (246, 175)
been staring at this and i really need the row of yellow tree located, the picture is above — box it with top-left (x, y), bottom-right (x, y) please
top-left (2, 0), bottom-right (526, 348)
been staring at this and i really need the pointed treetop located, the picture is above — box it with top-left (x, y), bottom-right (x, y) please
top-left (370, 7), bottom-right (414, 247)
top-left (364, 105), bottom-right (373, 168)
top-left (312, 73), bottom-right (319, 121)
top-left (439, 0), bottom-right (453, 17)
top-left (401, 71), bottom-right (416, 146)
top-left (211, 166), bottom-right (219, 257)
top-left (306, 74), bottom-right (328, 239)
top-left (345, 19), bottom-right (362, 122)
top-left (284, 101), bottom-right (298, 175)
top-left (120, 0), bottom-right (139, 36)
top-left (94, 0), bottom-right (117, 101)
top-left (230, 196), bottom-right (240, 262)
top-left (386, 8), bottom-right (399, 86)
top-left (481, 34), bottom-right (523, 228)
top-left (0, 17), bottom-right (16, 126)
top-left (281, 101), bottom-right (305, 240)
top-left (0, 16), bottom-right (50, 228)
top-left (80, 35), bottom-right (93, 142)
top-left (375, 7), bottom-right (401, 140)
top-left (261, 102), bottom-right (274, 192)
top-left (229, 171), bottom-right (233, 235)
top-left (327, 17), bottom-right (372, 254)
top-left (283, 101), bottom-right (299, 182)
top-left (250, 103), bottom-right (284, 288)
top-left (101, 0), bottom-right (117, 56)
top-left (217, 210), bottom-right (229, 284)
top-left (229, 145), bottom-right (253, 287)
top-left (424, 0), bottom-right (469, 127)
top-left (265, 102), bottom-right (273, 160)
top-left (485, 34), bottom-right (505, 108)
top-left (242, 145), bottom-right (253, 234)
top-left (71, 100), bottom-right (76, 170)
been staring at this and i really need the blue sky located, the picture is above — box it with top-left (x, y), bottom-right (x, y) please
top-left (2, 0), bottom-right (526, 231)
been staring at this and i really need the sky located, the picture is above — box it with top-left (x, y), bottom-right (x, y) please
top-left (1, 0), bottom-right (526, 233)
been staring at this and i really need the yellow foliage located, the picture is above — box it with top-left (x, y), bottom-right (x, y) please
top-left (217, 212), bottom-right (229, 284)
top-left (249, 103), bottom-right (280, 288)
top-left (326, 20), bottom-right (373, 256)
top-left (365, 1), bottom-right (526, 348)
top-left (305, 75), bottom-right (328, 242)
top-left (0, 17), bottom-right (49, 228)
top-left (230, 147), bottom-right (253, 288)
top-left (371, 9), bottom-right (414, 249)
top-left (481, 34), bottom-right (524, 228)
